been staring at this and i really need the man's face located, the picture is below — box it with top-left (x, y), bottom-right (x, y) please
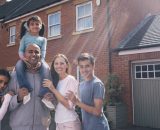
top-left (24, 45), bottom-right (41, 66)
top-left (78, 60), bottom-right (94, 80)
top-left (0, 75), bottom-right (9, 92)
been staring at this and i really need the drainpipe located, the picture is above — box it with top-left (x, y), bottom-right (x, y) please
top-left (106, 0), bottom-right (112, 74)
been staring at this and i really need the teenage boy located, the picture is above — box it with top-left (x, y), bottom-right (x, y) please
top-left (67, 53), bottom-right (110, 130)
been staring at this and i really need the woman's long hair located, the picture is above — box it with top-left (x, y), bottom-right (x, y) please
top-left (50, 54), bottom-right (71, 88)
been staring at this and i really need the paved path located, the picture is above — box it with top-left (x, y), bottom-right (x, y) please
top-left (113, 126), bottom-right (160, 130)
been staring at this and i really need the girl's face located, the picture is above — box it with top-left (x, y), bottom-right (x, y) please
top-left (53, 57), bottom-right (68, 76)
top-left (28, 20), bottom-right (41, 35)
top-left (0, 75), bottom-right (9, 92)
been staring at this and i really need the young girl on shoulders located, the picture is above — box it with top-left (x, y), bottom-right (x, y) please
top-left (15, 15), bottom-right (54, 109)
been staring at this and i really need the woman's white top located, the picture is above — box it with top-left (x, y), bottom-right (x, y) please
top-left (55, 75), bottom-right (79, 123)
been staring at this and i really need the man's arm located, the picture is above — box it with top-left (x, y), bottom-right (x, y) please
top-left (8, 72), bottom-right (28, 111)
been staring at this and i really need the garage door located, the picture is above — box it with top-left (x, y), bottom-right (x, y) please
top-left (132, 62), bottom-right (160, 128)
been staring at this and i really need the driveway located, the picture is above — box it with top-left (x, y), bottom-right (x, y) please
top-left (113, 126), bottom-right (160, 130)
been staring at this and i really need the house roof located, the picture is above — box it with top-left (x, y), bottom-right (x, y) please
top-left (116, 15), bottom-right (160, 51)
top-left (0, 0), bottom-right (61, 22)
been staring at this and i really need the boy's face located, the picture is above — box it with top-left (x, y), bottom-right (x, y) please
top-left (78, 59), bottom-right (94, 80)
top-left (0, 75), bottom-right (9, 92)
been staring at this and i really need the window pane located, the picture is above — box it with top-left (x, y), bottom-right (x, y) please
top-left (142, 72), bottom-right (147, 78)
top-left (50, 26), bottom-right (54, 36)
top-left (155, 72), bottom-right (160, 78)
top-left (85, 16), bottom-right (92, 28)
top-left (148, 65), bottom-right (153, 71)
top-left (136, 72), bottom-right (141, 78)
top-left (11, 27), bottom-right (15, 34)
top-left (136, 66), bottom-right (141, 71)
top-left (54, 25), bottom-right (60, 36)
top-left (148, 72), bottom-right (154, 78)
top-left (78, 18), bottom-right (85, 30)
top-left (155, 64), bottom-right (160, 71)
top-left (49, 12), bottom-right (60, 25)
top-left (142, 65), bottom-right (147, 71)
top-left (49, 25), bottom-right (60, 37)
top-left (78, 6), bottom-right (85, 17)
top-left (85, 3), bottom-right (91, 15)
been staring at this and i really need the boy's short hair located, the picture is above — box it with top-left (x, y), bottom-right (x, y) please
top-left (77, 53), bottom-right (95, 65)
top-left (0, 68), bottom-right (11, 82)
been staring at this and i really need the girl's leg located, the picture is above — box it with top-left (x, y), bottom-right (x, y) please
top-left (15, 60), bottom-right (32, 91)
top-left (39, 61), bottom-right (50, 97)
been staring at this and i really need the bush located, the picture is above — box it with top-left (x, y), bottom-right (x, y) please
top-left (106, 74), bottom-right (124, 106)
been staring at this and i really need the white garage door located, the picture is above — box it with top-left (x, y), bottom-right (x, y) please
top-left (132, 62), bottom-right (160, 128)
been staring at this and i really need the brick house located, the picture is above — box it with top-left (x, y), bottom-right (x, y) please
top-left (0, 0), bottom-right (160, 128)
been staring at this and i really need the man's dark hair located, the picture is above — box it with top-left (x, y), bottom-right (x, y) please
top-left (77, 53), bottom-right (95, 65)
top-left (0, 68), bottom-right (11, 82)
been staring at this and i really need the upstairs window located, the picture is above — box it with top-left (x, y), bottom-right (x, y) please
top-left (9, 26), bottom-right (16, 45)
top-left (76, 1), bottom-right (93, 31)
top-left (48, 11), bottom-right (61, 37)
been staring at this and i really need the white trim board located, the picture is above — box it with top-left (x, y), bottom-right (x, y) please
top-left (118, 46), bottom-right (160, 55)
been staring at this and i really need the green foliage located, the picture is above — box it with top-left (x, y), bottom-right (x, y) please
top-left (106, 74), bottom-right (124, 106)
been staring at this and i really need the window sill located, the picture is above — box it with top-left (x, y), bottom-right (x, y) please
top-left (7, 43), bottom-right (16, 47)
top-left (72, 28), bottom-right (95, 35)
top-left (47, 35), bottom-right (62, 41)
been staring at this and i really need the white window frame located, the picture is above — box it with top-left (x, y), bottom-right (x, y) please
top-left (76, 1), bottom-right (93, 32)
top-left (48, 11), bottom-right (61, 38)
top-left (135, 64), bottom-right (160, 79)
top-left (9, 26), bottom-right (16, 45)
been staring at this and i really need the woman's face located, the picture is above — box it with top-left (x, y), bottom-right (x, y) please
top-left (53, 57), bottom-right (68, 76)
top-left (0, 75), bottom-right (9, 92)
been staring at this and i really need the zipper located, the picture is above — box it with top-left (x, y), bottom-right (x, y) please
top-left (32, 73), bottom-right (36, 130)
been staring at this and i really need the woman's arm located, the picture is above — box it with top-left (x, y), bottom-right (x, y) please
top-left (43, 79), bottom-right (72, 109)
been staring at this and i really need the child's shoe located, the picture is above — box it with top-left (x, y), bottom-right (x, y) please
top-left (23, 93), bottom-right (31, 104)
top-left (42, 98), bottom-right (55, 110)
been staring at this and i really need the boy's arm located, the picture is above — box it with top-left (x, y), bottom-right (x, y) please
top-left (0, 94), bottom-right (12, 121)
top-left (67, 82), bottom-right (105, 116)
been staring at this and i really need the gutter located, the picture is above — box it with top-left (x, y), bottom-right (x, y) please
top-left (4, 0), bottom-right (70, 24)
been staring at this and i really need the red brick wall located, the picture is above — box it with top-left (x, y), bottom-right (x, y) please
top-left (0, 0), bottom-right (108, 81)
